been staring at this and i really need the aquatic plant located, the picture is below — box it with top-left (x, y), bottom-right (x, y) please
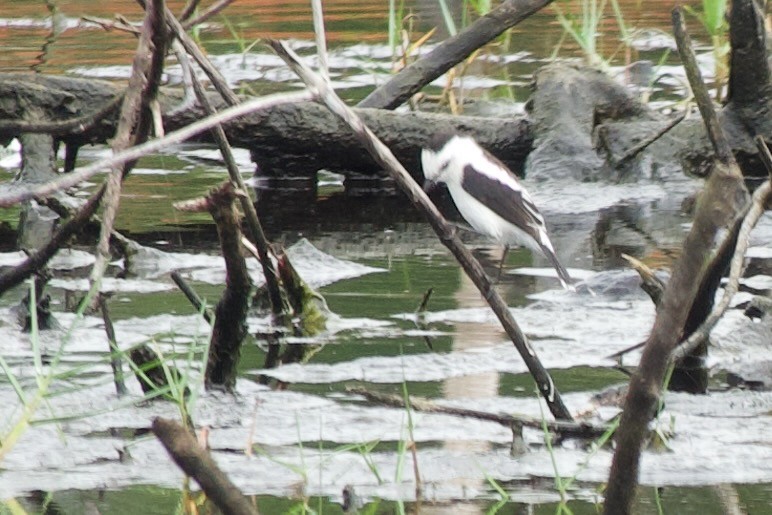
top-left (684, 0), bottom-right (729, 99)
top-left (552, 0), bottom-right (641, 70)
top-left (539, 397), bottom-right (572, 512)
top-left (553, 0), bottom-right (609, 68)
top-left (221, 15), bottom-right (262, 68)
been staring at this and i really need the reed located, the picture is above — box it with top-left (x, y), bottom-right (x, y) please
top-left (684, 0), bottom-right (729, 99)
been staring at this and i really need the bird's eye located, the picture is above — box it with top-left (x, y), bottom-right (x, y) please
top-left (439, 160), bottom-right (450, 172)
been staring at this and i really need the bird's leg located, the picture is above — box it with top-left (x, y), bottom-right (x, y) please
top-left (495, 245), bottom-right (510, 283)
top-left (440, 222), bottom-right (473, 242)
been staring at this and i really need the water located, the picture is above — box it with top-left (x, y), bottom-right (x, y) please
top-left (1, 1), bottom-right (771, 513)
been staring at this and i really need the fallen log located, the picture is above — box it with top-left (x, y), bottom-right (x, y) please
top-left (0, 74), bottom-right (532, 180)
top-left (0, 0), bottom-right (769, 184)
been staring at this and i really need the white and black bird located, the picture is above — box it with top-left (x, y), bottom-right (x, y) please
top-left (421, 131), bottom-right (573, 290)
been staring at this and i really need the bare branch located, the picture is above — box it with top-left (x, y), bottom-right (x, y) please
top-left (603, 8), bottom-right (749, 513)
top-left (671, 178), bottom-right (772, 362)
top-left (89, 0), bottom-right (167, 300)
top-left (672, 8), bottom-right (733, 163)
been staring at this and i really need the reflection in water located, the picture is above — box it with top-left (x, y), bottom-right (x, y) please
top-left (436, 248), bottom-right (505, 513)
top-left (592, 202), bottom-right (685, 270)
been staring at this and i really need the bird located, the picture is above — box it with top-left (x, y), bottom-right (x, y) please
top-left (421, 130), bottom-right (573, 290)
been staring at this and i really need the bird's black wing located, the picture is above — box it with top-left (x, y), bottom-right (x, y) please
top-left (460, 162), bottom-right (544, 241)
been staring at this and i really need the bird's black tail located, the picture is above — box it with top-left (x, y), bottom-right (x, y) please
top-left (540, 244), bottom-right (574, 291)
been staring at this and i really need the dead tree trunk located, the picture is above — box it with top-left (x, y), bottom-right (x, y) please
top-left (176, 183), bottom-right (252, 390)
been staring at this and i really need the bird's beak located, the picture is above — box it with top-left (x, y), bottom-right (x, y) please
top-left (423, 179), bottom-right (436, 193)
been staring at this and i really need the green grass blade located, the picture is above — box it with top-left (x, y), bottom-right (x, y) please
top-left (0, 354), bottom-right (26, 404)
top-left (437, 0), bottom-right (457, 36)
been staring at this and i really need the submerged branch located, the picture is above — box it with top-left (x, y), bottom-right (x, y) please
top-left (187, 44), bottom-right (284, 322)
top-left (175, 183), bottom-right (252, 390)
top-left (349, 387), bottom-right (608, 439)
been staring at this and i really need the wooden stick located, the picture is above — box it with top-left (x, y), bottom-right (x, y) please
top-left (152, 417), bottom-right (257, 515)
top-left (89, 0), bottom-right (167, 301)
top-left (349, 387), bottom-right (609, 439)
top-left (99, 295), bottom-right (128, 397)
top-left (171, 271), bottom-right (214, 324)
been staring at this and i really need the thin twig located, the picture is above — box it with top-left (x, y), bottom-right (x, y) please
top-left (166, 40), bottom-right (198, 117)
top-left (755, 135), bottom-right (772, 174)
top-left (164, 5), bottom-right (240, 106)
top-left (99, 295), bottom-right (128, 396)
top-left (81, 15), bottom-right (142, 35)
top-left (171, 271), bottom-right (214, 324)
top-left (612, 110), bottom-right (687, 169)
top-left (0, 91), bottom-right (314, 208)
top-left (348, 387), bottom-right (608, 438)
top-left (269, 39), bottom-right (573, 421)
top-left (179, 0), bottom-right (201, 22)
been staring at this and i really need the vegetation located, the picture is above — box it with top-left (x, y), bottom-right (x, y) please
top-left (685, 0), bottom-right (729, 99)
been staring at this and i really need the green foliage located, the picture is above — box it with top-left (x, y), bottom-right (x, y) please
top-left (684, 0), bottom-right (729, 99)
top-left (694, 0), bottom-right (729, 36)
top-left (553, 0), bottom-right (609, 68)
top-left (437, 0), bottom-right (458, 36)
top-left (220, 15), bottom-right (261, 66)
top-left (551, 0), bottom-right (658, 71)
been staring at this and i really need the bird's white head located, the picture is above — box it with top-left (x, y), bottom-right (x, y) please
top-left (421, 130), bottom-right (465, 192)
